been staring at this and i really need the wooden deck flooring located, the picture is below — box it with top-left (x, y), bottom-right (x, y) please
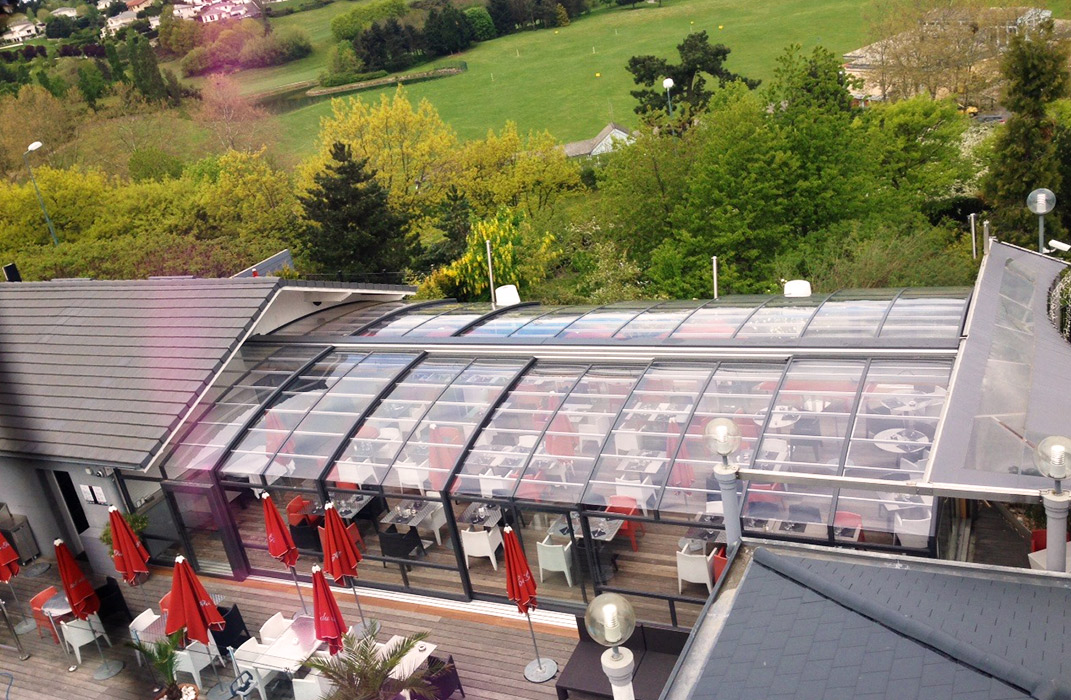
top-left (0, 560), bottom-right (579, 700)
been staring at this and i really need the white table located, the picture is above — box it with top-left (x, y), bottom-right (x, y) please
top-left (378, 635), bottom-right (437, 679)
top-left (1028, 547), bottom-right (1071, 572)
top-left (755, 406), bottom-right (801, 431)
top-left (873, 428), bottom-right (929, 454)
top-left (41, 592), bottom-right (74, 654)
top-left (253, 615), bottom-right (322, 674)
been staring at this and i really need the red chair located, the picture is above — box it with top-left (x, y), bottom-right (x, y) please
top-left (1030, 529), bottom-right (1071, 553)
top-left (30, 586), bottom-right (60, 643)
top-left (745, 482), bottom-right (785, 506)
top-left (833, 510), bottom-right (865, 543)
top-left (287, 495), bottom-right (318, 527)
top-left (335, 482), bottom-right (359, 491)
top-left (319, 523), bottom-right (365, 553)
top-left (607, 495), bottom-right (645, 552)
top-left (159, 591), bottom-right (171, 617)
top-left (712, 547), bottom-right (728, 582)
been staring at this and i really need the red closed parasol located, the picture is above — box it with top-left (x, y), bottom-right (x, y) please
top-left (55, 539), bottom-right (123, 679)
top-left (260, 493), bottom-right (307, 614)
top-left (503, 526), bottom-right (556, 683)
top-left (311, 565), bottom-right (348, 655)
top-left (0, 531), bottom-right (18, 584)
top-left (164, 555), bottom-right (225, 645)
top-left (107, 507), bottom-right (150, 586)
top-left (320, 502), bottom-right (366, 630)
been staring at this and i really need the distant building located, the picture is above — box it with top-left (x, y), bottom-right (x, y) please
top-left (0, 19), bottom-right (40, 44)
top-left (198, 0), bottom-right (258, 22)
top-left (172, 3), bottom-right (199, 19)
top-left (562, 122), bottom-right (633, 158)
top-left (101, 9), bottom-right (137, 36)
top-left (51, 6), bottom-right (78, 17)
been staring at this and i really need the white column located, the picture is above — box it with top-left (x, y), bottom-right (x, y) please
top-left (714, 461), bottom-right (742, 546)
top-left (1043, 489), bottom-right (1071, 572)
top-left (601, 647), bottom-right (635, 700)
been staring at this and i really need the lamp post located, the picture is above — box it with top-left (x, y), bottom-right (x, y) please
top-left (662, 77), bottom-right (674, 117)
top-left (1036, 436), bottom-right (1071, 572)
top-left (1027, 188), bottom-right (1056, 254)
top-left (705, 418), bottom-right (743, 546)
top-left (584, 593), bottom-right (637, 700)
top-left (23, 141), bottom-right (58, 247)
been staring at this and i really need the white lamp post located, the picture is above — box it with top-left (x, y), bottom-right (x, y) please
top-left (705, 418), bottom-right (743, 545)
top-left (662, 77), bottom-right (674, 116)
top-left (1037, 436), bottom-right (1071, 572)
top-left (23, 141), bottom-right (59, 247)
top-left (584, 593), bottom-right (637, 700)
top-left (1027, 188), bottom-right (1056, 254)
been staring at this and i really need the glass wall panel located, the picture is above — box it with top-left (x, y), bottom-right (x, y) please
top-left (272, 301), bottom-right (409, 336)
top-left (513, 504), bottom-right (589, 606)
top-left (453, 365), bottom-right (585, 499)
top-left (161, 345), bottom-right (325, 482)
top-left (742, 482), bottom-right (835, 540)
top-left (669, 297), bottom-right (768, 342)
top-left (375, 494), bottom-right (460, 596)
top-left (167, 487), bottom-right (236, 576)
top-left (613, 301), bottom-right (703, 341)
top-left (802, 290), bottom-right (897, 338)
top-left (120, 475), bottom-right (183, 564)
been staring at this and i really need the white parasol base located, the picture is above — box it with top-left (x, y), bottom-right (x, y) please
top-left (13, 618), bottom-right (35, 635)
top-left (204, 681), bottom-right (233, 700)
top-left (92, 659), bottom-right (124, 680)
top-left (524, 658), bottom-right (557, 683)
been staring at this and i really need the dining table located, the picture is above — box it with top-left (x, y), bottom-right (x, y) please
top-left (754, 406), bottom-right (802, 431)
top-left (548, 513), bottom-right (622, 542)
top-left (377, 635), bottom-right (438, 679)
top-left (252, 615), bottom-right (322, 674)
top-left (301, 495), bottom-right (370, 521)
top-left (380, 500), bottom-right (438, 529)
top-left (873, 428), bottom-right (930, 455)
top-left (678, 515), bottom-right (727, 553)
top-left (458, 502), bottom-right (503, 529)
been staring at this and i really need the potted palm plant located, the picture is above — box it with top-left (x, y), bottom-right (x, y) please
top-left (304, 620), bottom-right (448, 700)
top-left (129, 631), bottom-right (186, 700)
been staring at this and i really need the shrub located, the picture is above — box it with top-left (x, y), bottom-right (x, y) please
top-left (464, 6), bottom-right (496, 41)
top-left (180, 45), bottom-right (211, 76)
top-left (555, 3), bottom-right (569, 26)
top-left (330, 0), bottom-right (406, 41)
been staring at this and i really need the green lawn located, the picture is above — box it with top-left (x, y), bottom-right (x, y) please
top-left (242, 0), bottom-right (1071, 158)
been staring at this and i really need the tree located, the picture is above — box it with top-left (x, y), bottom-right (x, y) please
top-left (982, 20), bottom-right (1070, 244)
top-left (105, 41), bottom-right (126, 81)
top-left (44, 14), bottom-right (74, 38)
top-left (298, 142), bottom-right (413, 277)
top-left (304, 623), bottom-right (439, 700)
top-left (196, 75), bottom-right (267, 151)
top-left (127, 33), bottom-right (166, 100)
top-left (464, 6), bottom-right (496, 41)
top-left (129, 148), bottom-right (184, 181)
top-left (423, 4), bottom-right (474, 57)
top-left (488, 0), bottom-right (513, 35)
top-left (76, 63), bottom-right (107, 108)
top-left (627, 32), bottom-right (758, 117)
top-left (554, 3), bottom-right (569, 27)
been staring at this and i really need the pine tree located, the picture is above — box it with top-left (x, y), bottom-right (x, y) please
top-left (105, 41), bottom-right (126, 82)
top-left (983, 20), bottom-right (1070, 244)
top-left (128, 34), bottom-right (167, 101)
top-left (298, 142), bottom-right (412, 277)
top-left (488, 0), bottom-right (512, 35)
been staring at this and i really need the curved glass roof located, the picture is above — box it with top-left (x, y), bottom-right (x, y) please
top-left (272, 289), bottom-right (971, 347)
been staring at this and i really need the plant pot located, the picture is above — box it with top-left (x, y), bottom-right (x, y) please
top-left (151, 683), bottom-right (201, 700)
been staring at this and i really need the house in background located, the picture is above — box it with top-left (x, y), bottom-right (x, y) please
top-left (51, 6), bottom-right (78, 18)
top-left (562, 122), bottom-right (633, 158)
top-left (1, 20), bottom-right (41, 44)
top-left (101, 10), bottom-right (136, 36)
top-left (171, 4), bottom-right (199, 19)
top-left (198, 0), bottom-right (259, 22)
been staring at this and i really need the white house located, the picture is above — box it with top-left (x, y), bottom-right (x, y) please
top-left (198, 0), bottom-right (258, 22)
top-left (101, 9), bottom-right (137, 36)
top-left (562, 122), bottom-right (634, 158)
top-left (0, 20), bottom-right (41, 44)
top-left (51, 6), bottom-right (78, 18)
top-left (172, 3), bottom-right (199, 19)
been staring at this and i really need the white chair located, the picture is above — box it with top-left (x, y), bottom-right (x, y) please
top-left (460, 526), bottom-right (504, 570)
top-left (704, 499), bottom-right (724, 516)
top-left (894, 511), bottom-right (932, 549)
top-left (676, 547), bottom-right (717, 594)
top-left (479, 470), bottom-right (511, 499)
top-left (258, 611), bottom-right (290, 646)
top-left (59, 614), bottom-right (112, 665)
top-left (292, 676), bottom-right (328, 700)
top-left (422, 502), bottom-right (448, 546)
top-left (175, 640), bottom-right (215, 690)
top-left (232, 637), bottom-right (281, 700)
top-left (129, 608), bottom-right (160, 666)
top-left (615, 476), bottom-right (655, 516)
top-left (396, 464), bottom-right (429, 495)
top-left (537, 535), bottom-right (573, 586)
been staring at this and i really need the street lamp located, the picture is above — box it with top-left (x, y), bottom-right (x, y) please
top-left (584, 593), bottom-right (637, 700)
top-left (1036, 436), bottom-right (1071, 572)
top-left (1027, 188), bottom-right (1056, 254)
top-left (23, 141), bottom-right (58, 247)
top-left (662, 77), bottom-right (674, 116)
top-left (705, 418), bottom-right (743, 545)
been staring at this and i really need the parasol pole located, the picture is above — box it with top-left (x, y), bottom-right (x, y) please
top-left (0, 597), bottom-right (29, 660)
top-left (289, 566), bottom-right (309, 616)
top-left (86, 614), bottom-right (124, 679)
top-left (526, 610), bottom-right (544, 671)
top-left (348, 578), bottom-right (367, 635)
top-left (522, 607), bottom-right (557, 683)
top-left (6, 582), bottom-right (35, 635)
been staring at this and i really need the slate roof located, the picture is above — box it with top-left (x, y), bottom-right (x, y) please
top-left (0, 278), bottom-right (281, 469)
top-left (688, 548), bottom-right (1071, 700)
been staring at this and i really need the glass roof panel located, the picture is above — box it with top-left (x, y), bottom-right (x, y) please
top-left (357, 303), bottom-right (466, 337)
top-left (509, 306), bottom-right (597, 339)
top-left (452, 364), bottom-right (587, 498)
top-left (161, 344), bottom-right (325, 481)
top-left (219, 351), bottom-right (418, 482)
top-left (515, 365), bottom-right (645, 505)
top-left (734, 297), bottom-right (824, 340)
top-left (555, 303), bottom-right (652, 340)
top-left (669, 297), bottom-right (769, 342)
top-left (802, 290), bottom-right (898, 338)
top-left (460, 305), bottom-right (548, 338)
top-left (656, 364), bottom-right (784, 519)
top-left (398, 303), bottom-right (495, 338)
top-left (613, 301), bottom-right (705, 341)
top-left (272, 301), bottom-right (410, 336)
top-left (879, 289), bottom-right (969, 339)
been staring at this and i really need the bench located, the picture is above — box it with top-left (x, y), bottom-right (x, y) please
top-left (556, 615), bottom-right (688, 700)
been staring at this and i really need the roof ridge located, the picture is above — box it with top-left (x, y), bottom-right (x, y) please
top-left (751, 548), bottom-right (1070, 700)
